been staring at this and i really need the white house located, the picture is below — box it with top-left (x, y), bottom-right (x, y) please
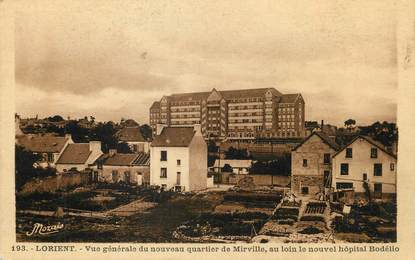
top-left (97, 150), bottom-right (150, 185)
top-left (331, 135), bottom-right (397, 201)
top-left (210, 159), bottom-right (252, 174)
top-left (116, 127), bottom-right (150, 153)
top-left (55, 141), bottom-right (103, 173)
top-left (150, 124), bottom-right (207, 192)
top-left (16, 133), bottom-right (74, 168)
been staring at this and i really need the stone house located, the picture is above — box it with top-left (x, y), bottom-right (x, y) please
top-left (96, 150), bottom-right (150, 185)
top-left (291, 131), bottom-right (339, 198)
top-left (116, 126), bottom-right (150, 153)
top-left (331, 135), bottom-right (397, 201)
top-left (55, 141), bottom-right (103, 173)
top-left (16, 133), bottom-right (73, 168)
top-left (150, 124), bottom-right (207, 192)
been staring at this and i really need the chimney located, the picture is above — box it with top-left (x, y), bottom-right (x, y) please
top-left (109, 149), bottom-right (117, 157)
top-left (156, 123), bottom-right (167, 136)
top-left (193, 124), bottom-right (202, 137)
top-left (321, 120), bottom-right (324, 128)
top-left (89, 141), bottom-right (101, 152)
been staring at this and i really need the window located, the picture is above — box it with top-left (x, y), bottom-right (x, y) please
top-left (303, 159), bottom-right (308, 167)
top-left (177, 159), bottom-right (181, 166)
top-left (345, 148), bottom-right (353, 158)
top-left (374, 183), bottom-right (382, 193)
top-left (301, 186), bottom-right (309, 195)
top-left (160, 168), bottom-right (167, 178)
top-left (374, 163), bottom-right (382, 176)
top-left (390, 163), bottom-right (395, 171)
top-left (363, 173), bottom-right (367, 181)
top-left (160, 151), bottom-right (167, 161)
top-left (340, 163), bottom-right (349, 175)
top-left (336, 182), bottom-right (353, 189)
top-left (47, 153), bottom-right (54, 162)
top-left (323, 153), bottom-right (331, 164)
top-left (370, 148), bottom-right (378, 158)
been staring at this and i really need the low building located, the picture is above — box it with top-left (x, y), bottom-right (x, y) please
top-left (210, 159), bottom-right (252, 175)
top-left (55, 141), bottom-right (103, 173)
top-left (150, 124), bottom-right (207, 192)
top-left (116, 127), bottom-right (149, 153)
top-left (16, 134), bottom-right (73, 168)
top-left (97, 150), bottom-right (150, 185)
top-left (291, 132), bottom-right (340, 198)
top-left (331, 135), bottom-right (397, 201)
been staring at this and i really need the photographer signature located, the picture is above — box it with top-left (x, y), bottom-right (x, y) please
top-left (26, 223), bottom-right (64, 236)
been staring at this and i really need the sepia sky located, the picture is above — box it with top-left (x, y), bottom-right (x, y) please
top-left (15, 0), bottom-right (397, 126)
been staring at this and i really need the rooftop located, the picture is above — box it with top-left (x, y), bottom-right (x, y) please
top-left (103, 152), bottom-right (150, 166)
top-left (117, 127), bottom-right (146, 142)
top-left (151, 127), bottom-right (195, 147)
top-left (56, 143), bottom-right (91, 164)
top-left (16, 134), bottom-right (69, 153)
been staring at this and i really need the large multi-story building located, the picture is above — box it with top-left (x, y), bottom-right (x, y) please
top-left (149, 88), bottom-right (305, 140)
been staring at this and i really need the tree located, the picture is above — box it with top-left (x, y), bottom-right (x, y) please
top-left (90, 122), bottom-right (118, 152)
top-left (48, 115), bottom-right (64, 122)
top-left (64, 121), bottom-right (90, 142)
top-left (15, 145), bottom-right (56, 191)
top-left (344, 119), bottom-right (356, 130)
top-left (140, 124), bottom-right (153, 141)
top-left (208, 140), bottom-right (218, 153)
top-left (117, 142), bottom-right (133, 153)
top-left (225, 147), bottom-right (250, 159)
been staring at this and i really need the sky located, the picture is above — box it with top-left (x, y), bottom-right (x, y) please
top-left (15, 0), bottom-right (397, 127)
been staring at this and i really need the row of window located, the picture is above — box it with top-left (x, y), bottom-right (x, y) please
top-left (345, 147), bottom-right (379, 158)
top-left (339, 162), bottom-right (394, 176)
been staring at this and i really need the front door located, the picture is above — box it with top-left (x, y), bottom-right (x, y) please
top-left (176, 172), bottom-right (181, 185)
top-left (374, 183), bottom-right (382, 199)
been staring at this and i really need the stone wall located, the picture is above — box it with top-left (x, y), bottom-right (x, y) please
top-left (291, 175), bottom-right (324, 198)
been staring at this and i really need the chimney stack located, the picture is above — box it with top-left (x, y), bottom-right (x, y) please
top-left (321, 120), bottom-right (324, 128)
top-left (89, 141), bottom-right (102, 152)
top-left (109, 149), bottom-right (117, 157)
top-left (193, 124), bottom-right (202, 137)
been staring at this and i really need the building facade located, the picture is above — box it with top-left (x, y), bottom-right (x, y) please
top-left (55, 141), bottom-right (103, 173)
top-left (16, 133), bottom-right (74, 168)
top-left (331, 136), bottom-right (397, 200)
top-left (150, 125), bottom-right (207, 191)
top-left (149, 88), bottom-right (305, 140)
top-left (116, 126), bottom-right (150, 153)
top-left (291, 132), bottom-right (339, 198)
top-left (97, 150), bottom-right (150, 185)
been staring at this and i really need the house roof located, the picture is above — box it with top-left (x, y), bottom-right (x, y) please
top-left (212, 159), bottom-right (252, 168)
top-left (293, 131), bottom-right (340, 151)
top-left (332, 135), bottom-right (397, 159)
top-left (56, 143), bottom-right (92, 164)
top-left (103, 152), bottom-right (150, 166)
top-left (17, 134), bottom-right (69, 153)
top-left (117, 127), bottom-right (146, 142)
top-left (151, 127), bottom-right (195, 147)
top-left (165, 88), bottom-right (283, 103)
top-left (279, 93), bottom-right (301, 103)
top-left (150, 101), bottom-right (160, 110)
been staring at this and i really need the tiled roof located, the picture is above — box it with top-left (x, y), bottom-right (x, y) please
top-left (150, 101), bottom-right (160, 109)
top-left (117, 127), bottom-right (146, 142)
top-left (103, 152), bottom-right (150, 166)
top-left (220, 88), bottom-right (281, 99)
top-left (293, 131), bottom-right (340, 151)
top-left (165, 88), bottom-right (283, 102)
top-left (151, 127), bottom-right (195, 147)
top-left (279, 93), bottom-right (300, 103)
top-left (17, 134), bottom-right (68, 153)
top-left (56, 143), bottom-right (91, 164)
